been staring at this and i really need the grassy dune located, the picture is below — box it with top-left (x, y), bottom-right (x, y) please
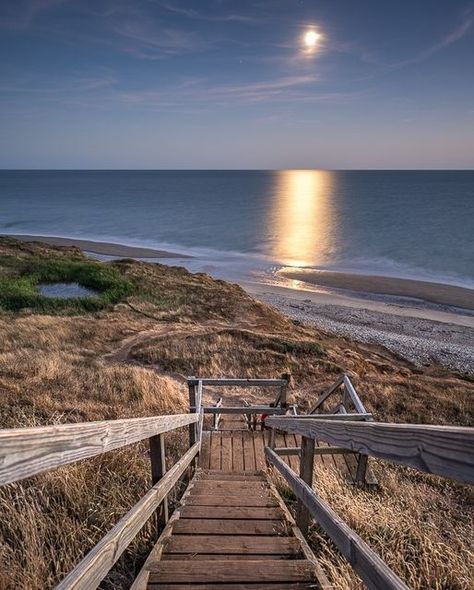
top-left (0, 237), bottom-right (472, 589)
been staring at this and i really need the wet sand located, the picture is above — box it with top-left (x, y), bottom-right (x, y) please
top-left (279, 268), bottom-right (474, 312)
top-left (5, 235), bottom-right (192, 259)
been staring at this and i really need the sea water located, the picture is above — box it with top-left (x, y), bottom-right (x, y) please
top-left (1, 170), bottom-right (473, 287)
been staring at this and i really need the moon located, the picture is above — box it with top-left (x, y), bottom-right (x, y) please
top-left (304, 30), bottom-right (320, 48)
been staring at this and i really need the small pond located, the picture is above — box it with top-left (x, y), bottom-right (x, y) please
top-left (38, 282), bottom-right (98, 299)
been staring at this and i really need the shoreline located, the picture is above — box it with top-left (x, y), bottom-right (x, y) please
top-left (4, 233), bottom-right (473, 373)
top-left (247, 282), bottom-right (474, 374)
top-left (3, 234), bottom-right (192, 259)
top-left (278, 268), bottom-right (474, 313)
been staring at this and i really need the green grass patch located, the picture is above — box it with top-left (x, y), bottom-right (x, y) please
top-left (0, 257), bottom-right (134, 314)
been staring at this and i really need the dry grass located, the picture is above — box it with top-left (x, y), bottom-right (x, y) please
top-left (0, 238), bottom-right (473, 589)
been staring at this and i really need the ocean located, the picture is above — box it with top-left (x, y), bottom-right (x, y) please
top-left (1, 170), bottom-right (473, 288)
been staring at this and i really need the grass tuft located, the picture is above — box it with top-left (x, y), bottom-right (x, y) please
top-left (0, 257), bottom-right (134, 313)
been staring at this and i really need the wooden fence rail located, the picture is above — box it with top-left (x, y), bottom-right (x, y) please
top-left (0, 413), bottom-right (198, 486)
top-left (266, 416), bottom-right (474, 484)
top-left (265, 446), bottom-right (409, 590)
top-left (56, 442), bottom-right (200, 590)
top-left (188, 378), bottom-right (288, 387)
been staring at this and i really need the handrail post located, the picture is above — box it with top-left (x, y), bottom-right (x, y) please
top-left (149, 433), bottom-right (168, 530)
top-left (280, 372), bottom-right (290, 408)
top-left (187, 377), bottom-right (198, 448)
top-left (296, 435), bottom-right (315, 535)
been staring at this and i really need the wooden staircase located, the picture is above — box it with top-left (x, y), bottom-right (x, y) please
top-left (134, 468), bottom-right (330, 588)
top-left (1, 374), bottom-right (471, 590)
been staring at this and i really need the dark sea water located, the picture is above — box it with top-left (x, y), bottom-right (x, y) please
top-left (1, 170), bottom-right (473, 287)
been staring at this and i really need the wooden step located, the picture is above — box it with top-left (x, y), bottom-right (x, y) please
top-left (172, 518), bottom-right (288, 536)
top-left (184, 494), bottom-right (278, 507)
top-left (148, 559), bottom-right (319, 584)
top-left (162, 535), bottom-right (302, 557)
top-left (179, 506), bottom-right (282, 520)
top-left (149, 584), bottom-right (318, 589)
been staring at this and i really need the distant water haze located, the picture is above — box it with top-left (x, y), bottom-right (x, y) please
top-left (1, 170), bottom-right (473, 288)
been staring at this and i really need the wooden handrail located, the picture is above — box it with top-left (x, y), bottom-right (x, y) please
top-left (188, 378), bottom-right (288, 387)
top-left (265, 446), bottom-right (409, 590)
top-left (343, 375), bottom-right (367, 414)
top-left (265, 416), bottom-right (474, 484)
top-left (56, 441), bottom-right (200, 590)
top-left (0, 413), bottom-right (198, 486)
top-left (202, 406), bottom-right (286, 415)
top-left (282, 413), bottom-right (372, 421)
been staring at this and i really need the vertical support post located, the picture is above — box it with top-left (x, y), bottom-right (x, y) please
top-left (269, 427), bottom-right (276, 449)
top-left (355, 453), bottom-right (368, 485)
top-left (187, 377), bottom-right (197, 448)
top-left (149, 433), bottom-right (169, 530)
top-left (296, 436), bottom-right (315, 535)
top-left (280, 373), bottom-right (290, 408)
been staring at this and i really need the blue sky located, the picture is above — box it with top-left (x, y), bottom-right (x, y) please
top-left (1, 0), bottom-right (473, 168)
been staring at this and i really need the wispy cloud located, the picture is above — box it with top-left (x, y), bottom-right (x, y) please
top-left (111, 17), bottom-right (210, 58)
top-left (388, 15), bottom-right (472, 68)
top-left (350, 11), bottom-right (473, 71)
top-left (113, 74), bottom-right (369, 113)
top-left (159, 1), bottom-right (259, 24)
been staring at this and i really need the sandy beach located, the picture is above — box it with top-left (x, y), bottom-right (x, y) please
top-left (279, 268), bottom-right (474, 312)
top-left (4, 234), bottom-right (192, 259)
top-left (246, 281), bottom-right (474, 375)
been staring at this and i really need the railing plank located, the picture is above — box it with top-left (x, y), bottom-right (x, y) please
top-left (265, 447), bottom-right (409, 590)
top-left (343, 375), bottom-right (367, 414)
top-left (266, 417), bottom-right (474, 484)
top-left (0, 414), bottom-right (198, 486)
top-left (56, 441), bottom-right (200, 590)
top-left (285, 413), bottom-right (372, 421)
top-left (202, 406), bottom-right (286, 415)
top-left (189, 378), bottom-right (288, 387)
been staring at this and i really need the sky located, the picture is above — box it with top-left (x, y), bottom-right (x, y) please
top-left (0, 0), bottom-right (473, 169)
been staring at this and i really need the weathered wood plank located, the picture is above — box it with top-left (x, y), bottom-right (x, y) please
top-left (163, 535), bottom-right (301, 555)
top-left (243, 432), bottom-right (257, 472)
top-left (343, 375), bottom-right (367, 414)
top-left (273, 413), bottom-right (373, 421)
top-left (178, 506), bottom-right (282, 520)
top-left (149, 583), bottom-right (318, 589)
top-left (221, 431), bottom-right (233, 471)
top-left (172, 518), bottom-right (287, 536)
top-left (266, 447), bottom-right (409, 590)
top-left (0, 414), bottom-right (198, 486)
top-left (209, 432), bottom-right (221, 470)
top-left (266, 417), bottom-right (474, 484)
top-left (203, 406), bottom-right (286, 415)
top-left (198, 472), bottom-right (265, 481)
top-left (232, 432), bottom-right (244, 472)
top-left (148, 559), bottom-right (318, 583)
top-left (253, 432), bottom-right (266, 470)
top-left (149, 433), bottom-right (168, 525)
top-left (199, 431), bottom-right (211, 469)
top-left (296, 436), bottom-right (315, 535)
top-left (183, 494), bottom-right (279, 507)
top-left (189, 379), bottom-right (288, 387)
top-left (56, 441), bottom-right (200, 590)
top-left (191, 481), bottom-right (268, 492)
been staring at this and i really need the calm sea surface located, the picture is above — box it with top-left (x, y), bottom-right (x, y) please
top-left (1, 170), bottom-right (473, 287)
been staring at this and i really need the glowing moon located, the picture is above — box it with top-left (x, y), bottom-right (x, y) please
top-left (304, 30), bottom-right (320, 48)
